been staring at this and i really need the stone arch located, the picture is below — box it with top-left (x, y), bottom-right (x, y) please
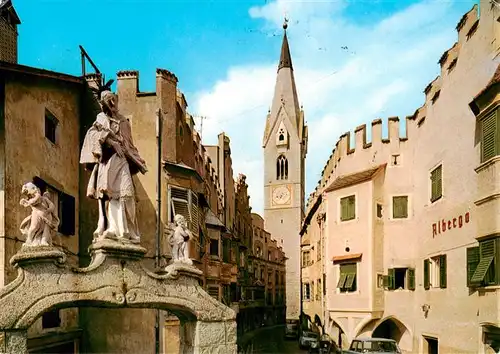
top-left (354, 318), bottom-right (378, 338)
top-left (372, 316), bottom-right (412, 352)
top-left (327, 318), bottom-right (348, 349)
top-left (0, 241), bottom-right (237, 353)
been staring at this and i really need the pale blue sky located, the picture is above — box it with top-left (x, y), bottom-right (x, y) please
top-left (15, 0), bottom-right (477, 214)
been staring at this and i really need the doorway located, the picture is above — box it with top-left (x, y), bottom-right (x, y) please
top-left (423, 336), bottom-right (438, 354)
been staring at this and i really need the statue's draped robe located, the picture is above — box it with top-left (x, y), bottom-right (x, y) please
top-left (80, 112), bottom-right (145, 241)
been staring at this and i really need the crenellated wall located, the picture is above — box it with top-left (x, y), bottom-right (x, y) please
top-left (301, 1), bottom-right (500, 352)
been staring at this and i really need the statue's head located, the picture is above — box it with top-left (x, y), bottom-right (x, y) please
top-left (174, 214), bottom-right (187, 227)
top-left (100, 90), bottom-right (119, 116)
top-left (22, 182), bottom-right (40, 197)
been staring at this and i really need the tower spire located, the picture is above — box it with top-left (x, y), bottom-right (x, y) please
top-left (278, 17), bottom-right (292, 71)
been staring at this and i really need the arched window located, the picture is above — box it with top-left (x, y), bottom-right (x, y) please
top-left (276, 155), bottom-right (288, 180)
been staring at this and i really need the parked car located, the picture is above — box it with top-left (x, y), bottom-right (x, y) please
top-left (344, 337), bottom-right (402, 354)
top-left (308, 333), bottom-right (341, 354)
top-left (285, 319), bottom-right (299, 339)
top-left (299, 330), bottom-right (320, 349)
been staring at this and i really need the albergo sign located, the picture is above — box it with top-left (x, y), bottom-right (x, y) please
top-left (432, 211), bottom-right (470, 237)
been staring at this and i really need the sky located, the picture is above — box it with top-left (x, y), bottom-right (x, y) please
top-left (15, 0), bottom-right (477, 215)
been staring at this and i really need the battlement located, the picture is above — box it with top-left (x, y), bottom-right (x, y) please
top-left (306, 115), bottom-right (412, 210)
top-left (156, 68), bottom-right (178, 83)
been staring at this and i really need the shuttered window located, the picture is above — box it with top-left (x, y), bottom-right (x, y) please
top-left (481, 109), bottom-right (499, 162)
top-left (470, 239), bottom-right (497, 286)
top-left (424, 259), bottom-right (430, 290)
top-left (408, 268), bottom-right (416, 290)
top-left (392, 196), bottom-right (408, 219)
top-left (387, 268), bottom-right (395, 290)
top-left (207, 286), bottom-right (219, 300)
top-left (190, 192), bottom-right (199, 234)
top-left (338, 263), bottom-right (357, 292)
top-left (340, 195), bottom-right (356, 221)
top-left (466, 247), bottom-right (480, 287)
top-left (430, 165), bottom-right (442, 203)
top-left (169, 186), bottom-right (199, 236)
top-left (170, 186), bottom-right (189, 223)
top-left (439, 254), bottom-right (447, 289)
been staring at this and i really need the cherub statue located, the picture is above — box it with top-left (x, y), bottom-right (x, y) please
top-left (166, 214), bottom-right (192, 265)
top-left (19, 182), bottom-right (60, 247)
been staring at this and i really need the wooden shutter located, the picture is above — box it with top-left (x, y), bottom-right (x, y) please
top-left (337, 273), bottom-right (347, 289)
top-left (424, 259), bottom-right (430, 290)
top-left (466, 247), bottom-right (480, 287)
top-left (383, 275), bottom-right (389, 288)
top-left (190, 191), bottom-right (199, 234)
top-left (430, 165), bottom-right (442, 202)
top-left (471, 239), bottom-right (496, 284)
top-left (388, 268), bottom-right (395, 290)
top-left (340, 197), bottom-right (348, 221)
top-left (408, 268), bottom-right (415, 290)
top-left (481, 109), bottom-right (498, 162)
top-left (349, 196), bottom-right (356, 219)
top-left (393, 196), bottom-right (408, 219)
top-left (439, 254), bottom-right (447, 288)
top-left (170, 187), bottom-right (190, 224)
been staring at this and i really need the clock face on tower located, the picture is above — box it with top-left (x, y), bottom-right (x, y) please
top-left (272, 185), bottom-right (292, 206)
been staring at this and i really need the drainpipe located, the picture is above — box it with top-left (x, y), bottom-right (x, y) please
top-left (155, 109), bottom-right (163, 354)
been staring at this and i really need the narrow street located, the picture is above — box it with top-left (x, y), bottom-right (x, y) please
top-left (239, 325), bottom-right (304, 354)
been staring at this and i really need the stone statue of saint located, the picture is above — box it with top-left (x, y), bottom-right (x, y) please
top-left (80, 90), bottom-right (148, 244)
top-left (19, 182), bottom-right (60, 247)
top-left (167, 214), bottom-right (192, 265)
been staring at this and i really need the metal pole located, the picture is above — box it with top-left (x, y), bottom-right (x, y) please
top-left (155, 108), bottom-right (162, 354)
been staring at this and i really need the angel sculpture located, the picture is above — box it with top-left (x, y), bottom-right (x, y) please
top-left (19, 182), bottom-right (60, 247)
top-left (166, 214), bottom-right (192, 265)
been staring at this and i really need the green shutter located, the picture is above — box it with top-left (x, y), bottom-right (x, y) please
top-left (349, 196), bottom-right (356, 220)
top-left (440, 254), bottom-right (447, 289)
top-left (345, 274), bottom-right (356, 290)
top-left (424, 259), bottom-right (430, 290)
top-left (388, 268), bottom-right (395, 290)
top-left (471, 239), bottom-right (496, 285)
top-left (408, 268), bottom-right (415, 290)
top-left (466, 247), bottom-right (480, 287)
top-left (481, 109), bottom-right (498, 162)
top-left (430, 166), bottom-right (442, 202)
top-left (340, 198), bottom-right (347, 221)
top-left (383, 275), bottom-right (389, 288)
top-left (393, 196), bottom-right (408, 219)
top-left (337, 273), bottom-right (347, 289)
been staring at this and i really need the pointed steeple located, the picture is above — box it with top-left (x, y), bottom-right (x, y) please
top-left (278, 19), bottom-right (292, 71)
top-left (263, 17), bottom-right (303, 148)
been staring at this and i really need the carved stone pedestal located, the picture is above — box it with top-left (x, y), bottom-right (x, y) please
top-left (0, 240), bottom-right (237, 353)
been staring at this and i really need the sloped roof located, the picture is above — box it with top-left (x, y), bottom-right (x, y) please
top-left (324, 164), bottom-right (386, 193)
top-left (205, 209), bottom-right (224, 228)
top-left (0, 0), bottom-right (20, 25)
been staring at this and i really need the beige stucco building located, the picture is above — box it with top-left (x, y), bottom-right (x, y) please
top-left (301, 2), bottom-right (500, 353)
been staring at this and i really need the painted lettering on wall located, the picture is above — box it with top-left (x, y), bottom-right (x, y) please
top-left (432, 212), bottom-right (470, 237)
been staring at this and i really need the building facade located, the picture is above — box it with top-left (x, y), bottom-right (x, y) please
top-left (0, 1), bottom-right (287, 352)
top-left (263, 22), bottom-right (308, 321)
top-left (300, 2), bottom-right (500, 353)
